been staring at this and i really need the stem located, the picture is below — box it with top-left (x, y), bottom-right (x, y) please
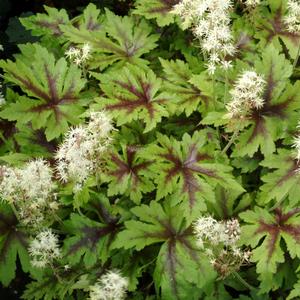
top-left (233, 271), bottom-right (256, 291)
top-left (221, 124), bottom-right (240, 155)
top-left (293, 43), bottom-right (300, 71)
top-left (224, 71), bottom-right (229, 106)
top-left (10, 202), bottom-right (21, 223)
top-left (49, 262), bottom-right (63, 283)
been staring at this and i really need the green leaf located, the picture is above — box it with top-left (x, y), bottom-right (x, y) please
top-left (259, 149), bottom-right (300, 205)
top-left (240, 206), bottom-right (300, 292)
top-left (160, 58), bottom-right (213, 116)
top-left (92, 64), bottom-right (171, 132)
top-left (0, 43), bottom-right (87, 140)
top-left (231, 45), bottom-right (300, 157)
top-left (134, 0), bottom-right (179, 26)
top-left (61, 9), bottom-right (159, 70)
top-left (104, 144), bottom-right (155, 204)
top-left (143, 131), bottom-right (243, 218)
top-left (71, 3), bottom-right (104, 32)
top-left (63, 199), bottom-right (119, 267)
top-left (255, 3), bottom-right (300, 59)
top-left (0, 202), bottom-right (30, 286)
top-left (20, 6), bottom-right (69, 37)
top-left (113, 200), bottom-right (215, 299)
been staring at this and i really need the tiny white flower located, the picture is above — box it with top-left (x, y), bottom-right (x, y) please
top-left (226, 70), bottom-right (266, 118)
top-left (284, 0), bottom-right (300, 33)
top-left (89, 270), bottom-right (128, 300)
top-left (28, 229), bottom-right (61, 268)
top-left (55, 111), bottom-right (113, 191)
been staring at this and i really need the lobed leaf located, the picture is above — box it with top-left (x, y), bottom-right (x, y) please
top-left (20, 6), bottom-right (70, 37)
top-left (93, 64), bottom-right (171, 132)
top-left (240, 206), bottom-right (300, 291)
top-left (0, 43), bottom-right (87, 140)
top-left (134, 0), bottom-right (180, 26)
top-left (143, 131), bottom-right (243, 218)
top-left (0, 203), bottom-right (30, 286)
top-left (63, 201), bottom-right (119, 267)
top-left (160, 58), bottom-right (212, 116)
top-left (232, 45), bottom-right (300, 157)
top-left (104, 144), bottom-right (155, 204)
top-left (113, 200), bottom-right (215, 299)
top-left (61, 9), bottom-right (159, 70)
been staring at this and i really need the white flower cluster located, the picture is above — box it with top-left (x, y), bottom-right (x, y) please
top-left (28, 229), bottom-right (61, 268)
top-left (89, 270), bottom-right (129, 300)
top-left (292, 122), bottom-right (300, 162)
top-left (65, 43), bottom-right (92, 65)
top-left (55, 111), bottom-right (113, 192)
top-left (284, 0), bottom-right (300, 33)
top-left (194, 216), bottom-right (251, 278)
top-left (194, 216), bottom-right (240, 248)
top-left (0, 82), bottom-right (5, 106)
top-left (226, 70), bottom-right (266, 119)
top-left (0, 159), bottom-right (58, 226)
top-left (244, 0), bottom-right (261, 8)
top-left (172, 0), bottom-right (235, 74)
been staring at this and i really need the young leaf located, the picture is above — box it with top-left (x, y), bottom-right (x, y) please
top-left (61, 9), bottom-right (159, 70)
top-left (143, 131), bottom-right (243, 217)
top-left (160, 58), bottom-right (212, 116)
top-left (0, 43), bottom-right (87, 140)
top-left (232, 45), bottom-right (300, 157)
top-left (259, 149), bottom-right (300, 205)
top-left (104, 144), bottom-right (155, 204)
top-left (113, 200), bottom-right (215, 300)
top-left (240, 206), bottom-right (300, 292)
top-left (0, 203), bottom-right (30, 286)
top-left (134, 0), bottom-right (179, 26)
top-left (63, 200), bottom-right (119, 267)
top-left (92, 64), bottom-right (171, 132)
top-left (20, 6), bottom-right (70, 37)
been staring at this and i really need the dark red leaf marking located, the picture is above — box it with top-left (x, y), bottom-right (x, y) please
top-left (148, 0), bottom-right (180, 14)
top-left (155, 219), bottom-right (201, 299)
top-left (161, 143), bottom-right (216, 208)
top-left (67, 220), bottom-right (120, 256)
top-left (35, 18), bottom-right (66, 36)
top-left (11, 63), bottom-right (79, 122)
top-left (0, 210), bottom-right (28, 265)
top-left (248, 63), bottom-right (294, 142)
top-left (106, 76), bottom-right (165, 119)
top-left (110, 145), bottom-right (153, 190)
top-left (256, 208), bottom-right (300, 261)
top-left (260, 8), bottom-right (300, 45)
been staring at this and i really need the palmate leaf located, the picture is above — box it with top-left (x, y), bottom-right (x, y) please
top-left (113, 200), bottom-right (215, 300)
top-left (20, 6), bottom-right (70, 37)
top-left (143, 131), bottom-right (243, 218)
top-left (0, 43), bottom-right (87, 140)
top-left (255, 0), bottom-right (300, 59)
top-left (104, 144), bottom-right (155, 204)
top-left (259, 149), bottom-right (300, 205)
top-left (134, 0), bottom-right (179, 26)
top-left (240, 206), bottom-right (300, 292)
top-left (63, 198), bottom-right (119, 267)
top-left (61, 9), bottom-right (159, 70)
top-left (93, 64), bottom-right (171, 132)
top-left (232, 45), bottom-right (300, 157)
top-left (160, 58), bottom-right (212, 116)
top-left (0, 202), bottom-right (30, 286)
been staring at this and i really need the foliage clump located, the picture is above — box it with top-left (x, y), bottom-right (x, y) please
top-left (1, 1), bottom-right (300, 299)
